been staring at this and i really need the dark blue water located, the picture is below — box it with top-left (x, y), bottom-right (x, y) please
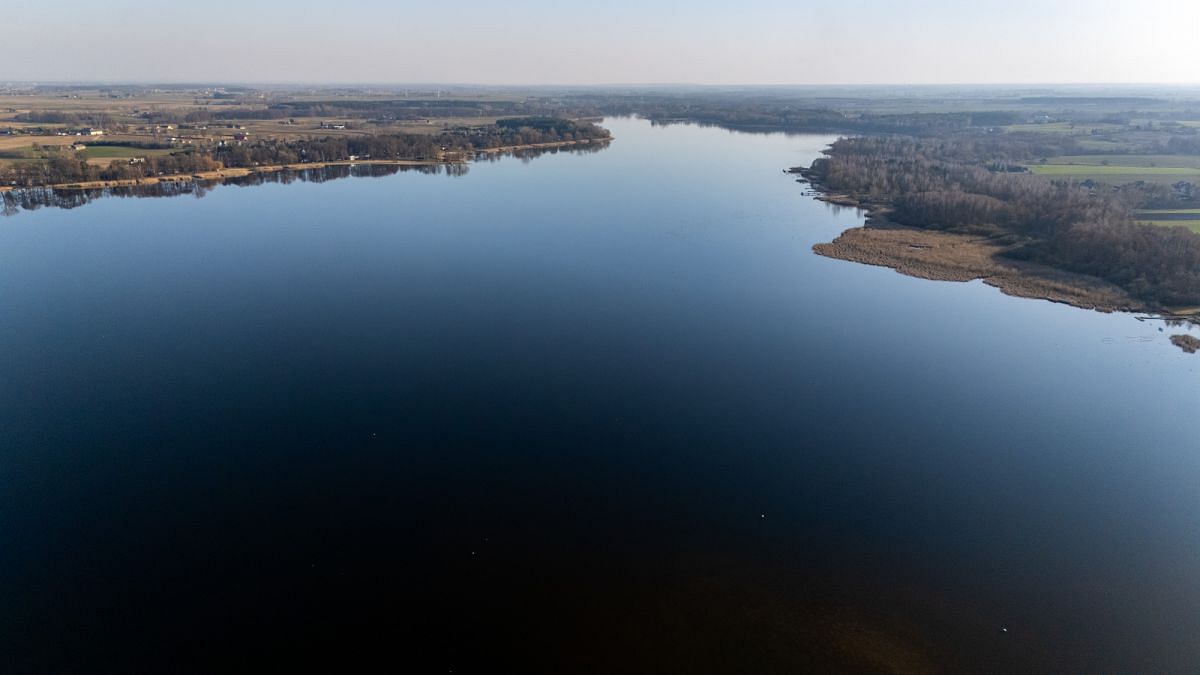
top-left (3, 118), bottom-right (1200, 673)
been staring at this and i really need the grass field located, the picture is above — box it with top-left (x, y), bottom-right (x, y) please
top-left (1135, 208), bottom-right (1200, 233)
top-left (1004, 122), bottom-right (1125, 135)
top-left (0, 135), bottom-right (73, 166)
top-left (1138, 220), bottom-right (1200, 233)
top-left (1074, 138), bottom-right (1136, 152)
top-left (81, 145), bottom-right (175, 159)
top-left (1027, 164), bottom-right (1200, 184)
top-left (1040, 154), bottom-right (1200, 169)
top-left (1029, 164), bottom-right (1200, 175)
top-left (0, 135), bottom-right (77, 152)
top-left (0, 137), bottom-right (179, 166)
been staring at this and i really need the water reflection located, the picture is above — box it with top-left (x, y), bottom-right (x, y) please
top-left (473, 139), bottom-right (612, 164)
top-left (648, 117), bottom-right (842, 137)
top-left (1, 164), bottom-right (428, 216)
top-left (1, 142), bottom-right (608, 216)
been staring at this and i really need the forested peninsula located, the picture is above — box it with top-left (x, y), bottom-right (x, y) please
top-left (796, 134), bottom-right (1200, 316)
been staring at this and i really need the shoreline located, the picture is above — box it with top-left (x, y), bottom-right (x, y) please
top-left (474, 137), bottom-right (611, 154)
top-left (792, 167), bottom-right (1200, 322)
top-left (0, 137), bottom-right (611, 193)
top-left (1, 159), bottom-right (443, 193)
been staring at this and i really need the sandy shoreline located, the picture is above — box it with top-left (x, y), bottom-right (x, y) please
top-left (11, 159), bottom-right (443, 192)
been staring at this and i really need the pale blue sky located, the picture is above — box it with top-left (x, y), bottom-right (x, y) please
top-left (4, 0), bottom-right (1196, 84)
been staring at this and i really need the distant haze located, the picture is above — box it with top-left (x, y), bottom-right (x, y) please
top-left (4, 0), bottom-right (1197, 85)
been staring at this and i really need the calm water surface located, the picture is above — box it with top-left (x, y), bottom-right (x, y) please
top-left (3, 118), bottom-right (1200, 672)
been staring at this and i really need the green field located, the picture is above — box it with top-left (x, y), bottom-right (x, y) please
top-left (1029, 165), bottom-right (1200, 175)
top-left (1138, 220), bottom-right (1200, 233)
top-left (1074, 138), bottom-right (1135, 152)
top-left (1027, 164), bottom-right (1200, 184)
top-left (81, 145), bottom-right (175, 159)
top-left (1004, 122), bottom-right (1125, 135)
top-left (1135, 208), bottom-right (1200, 233)
top-left (1041, 154), bottom-right (1200, 169)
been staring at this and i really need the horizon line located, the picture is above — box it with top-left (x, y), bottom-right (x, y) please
top-left (5, 80), bottom-right (1200, 89)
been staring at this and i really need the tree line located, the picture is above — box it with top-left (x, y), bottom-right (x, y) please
top-left (1, 164), bottom-right (451, 216)
top-left (0, 118), bottom-right (610, 189)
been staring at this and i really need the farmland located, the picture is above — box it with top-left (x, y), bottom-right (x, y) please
top-left (78, 145), bottom-right (174, 159)
top-left (1136, 209), bottom-right (1200, 233)
top-left (1039, 154), bottom-right (1200, 169)
top-left (1138, 220), bottom-right (1200, 232)
top-left (1026, 154), bottom-right (1200, 184)
top-left (76, 144), bottom-right (178, 165)
top-left (0, 87), bottom-right (547, 146)
top-left (0, 138), bottom-right (175, 168)
top-left (1029, 165), bottom-right (1200, 176)
top-left (1003, 121), bottom-right (1127, 135)
top-left (0, 86), bottom-right (588, 164)
top-left (1029, 164), bottom-right (1200, 179)
top-left (1027, 164), bottom-right (1200, 185)
top-left (0, 86), bottom-right (615, 188)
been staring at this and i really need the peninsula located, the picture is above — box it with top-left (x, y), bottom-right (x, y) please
top-left (789, 121), bottom-right (1200, 341)
top-left (0, 87), bottom-right (609, 191)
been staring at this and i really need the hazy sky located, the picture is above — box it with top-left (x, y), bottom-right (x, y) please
top-left (4, 0), bottom-right (1197, 84)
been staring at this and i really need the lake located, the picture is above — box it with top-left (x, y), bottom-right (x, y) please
top-left (3, 117), bottom-right (1199, 673)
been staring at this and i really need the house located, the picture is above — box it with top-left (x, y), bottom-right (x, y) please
top-left (233, 132), bottom-right (249, 141)
top-left (71, 143), bottom-right (87, 151)
top-left (80, 128), bottom-right (104, 136)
